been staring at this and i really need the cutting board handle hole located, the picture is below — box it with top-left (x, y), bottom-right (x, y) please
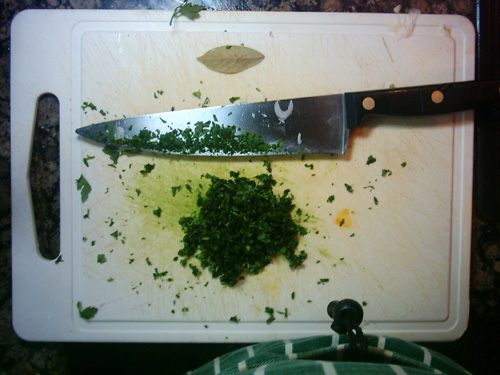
top-left (29, 93), bottom-right (60, 260)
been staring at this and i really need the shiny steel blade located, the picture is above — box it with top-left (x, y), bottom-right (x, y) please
top-left (76, 94), bottom-right (348, 155)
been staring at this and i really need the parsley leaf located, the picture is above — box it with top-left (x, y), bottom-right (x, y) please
top-left (366, 155), bottom-right (376, 165)
top-left (265, 307), bottom-right (275, 324)
top-left (76, 301), bottom-right (98, 320)
top-left (170, 2), bottom-right (205, 25)
top-left (76, 175), bottom-right (92, 202)
top-left (140, 163), bottom-right (155, 176)
top-left (382, 169), bottom-right (392, 177)
top-left (153, 207), bottom-right (162, 217)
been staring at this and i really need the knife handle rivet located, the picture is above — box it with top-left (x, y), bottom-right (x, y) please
top-left (431, 90), bottom-right (444, 104)
top-left (362, 97), bottom-right (375, 111)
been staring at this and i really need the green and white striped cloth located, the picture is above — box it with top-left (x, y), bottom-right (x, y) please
top-left (187, 335), bottom-right (471, 375)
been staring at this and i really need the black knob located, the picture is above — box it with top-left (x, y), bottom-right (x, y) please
top-left (327, 299), bottom-right (364, 334)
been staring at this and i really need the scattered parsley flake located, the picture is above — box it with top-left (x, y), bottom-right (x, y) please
top-left (265, 307), bottom-right (275, 324)
top-left (366, 155), bottom-right (376, 165)
top-left (140, 163), bottom-right (155, 176)
top-left (401, 162), bottom-right (407, 167)
top-left (153, 268), bottom-right (168, 280)
top-left (153, 207), bottom-right (162, 217)
top-left (382, 169), bottom-right (392, 177)
top-left (229, 315), bottom-right (240, 323)
top-left (76, 175), bottom-right (92, 203)
top-left (339, 219), bottom-right (345, 227)
top-left (192, 90), bottom-right (202, 99)
top-left (83, 155), bottom-right (95, 167)
top-left (229, 97), bottom-right (240, 103)
top-left (76, 301), bottom-right (98, 320)
top-left (374, 197), bottom-right (379, 205)
top-left (327, 195), bottom-right (335, 203)
top-left (172, 185), bottom-right (182, 197)
top-left (81, 102), bottom-right (97, 111)
top-left (344, 184), bottom-right (353, 193)
top-left (55, 255), bottom-right (63, 264)
top-left (318, 278), bottom-right (329, 285)
top-left (97, 254), bottom-right (107, 264)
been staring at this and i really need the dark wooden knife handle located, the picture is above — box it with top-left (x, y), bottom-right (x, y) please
top-left (344, 80), bottom-right (500, 129)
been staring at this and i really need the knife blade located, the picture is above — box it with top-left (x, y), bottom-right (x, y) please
top-left (76, 80), bottom-right (500, 156)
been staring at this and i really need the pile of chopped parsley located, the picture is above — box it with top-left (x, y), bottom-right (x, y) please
top-left (100, 121), bottom-right (284, 155)
top-left (177, 171), bottom-right (307, 286)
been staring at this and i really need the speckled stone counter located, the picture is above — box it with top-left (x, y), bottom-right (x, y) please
top-left (2, 1), bottom-right (499, 374)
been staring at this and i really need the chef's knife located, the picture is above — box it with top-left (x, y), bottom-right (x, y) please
top-left (76, 80), bottom-right (500, 155)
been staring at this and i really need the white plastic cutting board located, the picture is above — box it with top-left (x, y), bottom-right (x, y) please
top-left (11, 10), bottom-right (475, 342)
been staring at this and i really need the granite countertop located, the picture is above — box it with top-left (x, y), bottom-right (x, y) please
top-left (2, 0), bottom-right (499, 374)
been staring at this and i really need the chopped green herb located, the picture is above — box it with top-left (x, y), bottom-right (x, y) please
top-left (304, 163), bottom-right (314, 170)
top-left (229, 315), bottom-right (240, 323)
top-left (76, 175), bottom-right (92, 203)
top-left (81, 101), bottom-right (97, 111)
top-left (362, 301), bottom-right (368, 306)
top-left (327, 195), bottom-right (335, 203)
top-left (83, 209), bottom-right (90, 219)
top-left (98, 120), bottom-right (285, 156)
top-left (263, 160), bottom-right (272, 173)
top-left (277, 308), bottom-right (289, 318)
top-left (401, 162), bottom-right (407, 167)
top-left (169, 1), bottom-right (205, 25)
top-left (374, 197), bottom-right (379, 205)
top-left (185, 183), bottom-right (192, 193)
top-left (182, 307), bottom-right (189, 312)
top-left (192, 90), bottom-right (202, 99)
top-left (177, 172), bottom-right (307, 286)
top-left (291, 291), bottom-right (295, 300)
top-left (189, 263), bottom-right (201, 277)
top-left (339, 219), bottom-right (345, 227)
top-left (146, 257), bottom-right (152, 266)
top-left (153, 268), bottom-right (168, 280)
top-left (318, 278), bottom-right (329, 285)
top-left (107, 277), bottom-right (114, 282)
top-left (83, 155), bottom-right (95, 167)
top-left (99, 109), bottom-right (107, 116)
top-left (229, 96), bottom-right (240, 103)
top-left (366, 155), bottom-right (376, 165)
top-left (382, 169), bottom-right (392, 177)
top-left (153, 207), bottom-right (162, 217)
top-left (265, 307), bottom-right (275, 324)
top-left (140, 163), bottom-right (155, 176)
top-left (102, 144), bottom-right (121, 164)
top-left (54, 255), bottom-right (63, 264)
top-left (350, 233), bottom-right (355, 237)
top-left (171, 185), bottom-right (182, 197)
top-left (344, 184), bottom-right (353, 193)
top-left (110, 230), bottom-right (120, 240)
top-left (97, 254), bottom-right (107, 264)
top-left (76, 301), bottom-right (98, 320)
top-left (135, 189), bottom-right (141, 196)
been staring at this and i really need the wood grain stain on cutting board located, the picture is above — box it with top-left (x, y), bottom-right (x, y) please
top-left (77, 25), bottom-right (456, 323)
